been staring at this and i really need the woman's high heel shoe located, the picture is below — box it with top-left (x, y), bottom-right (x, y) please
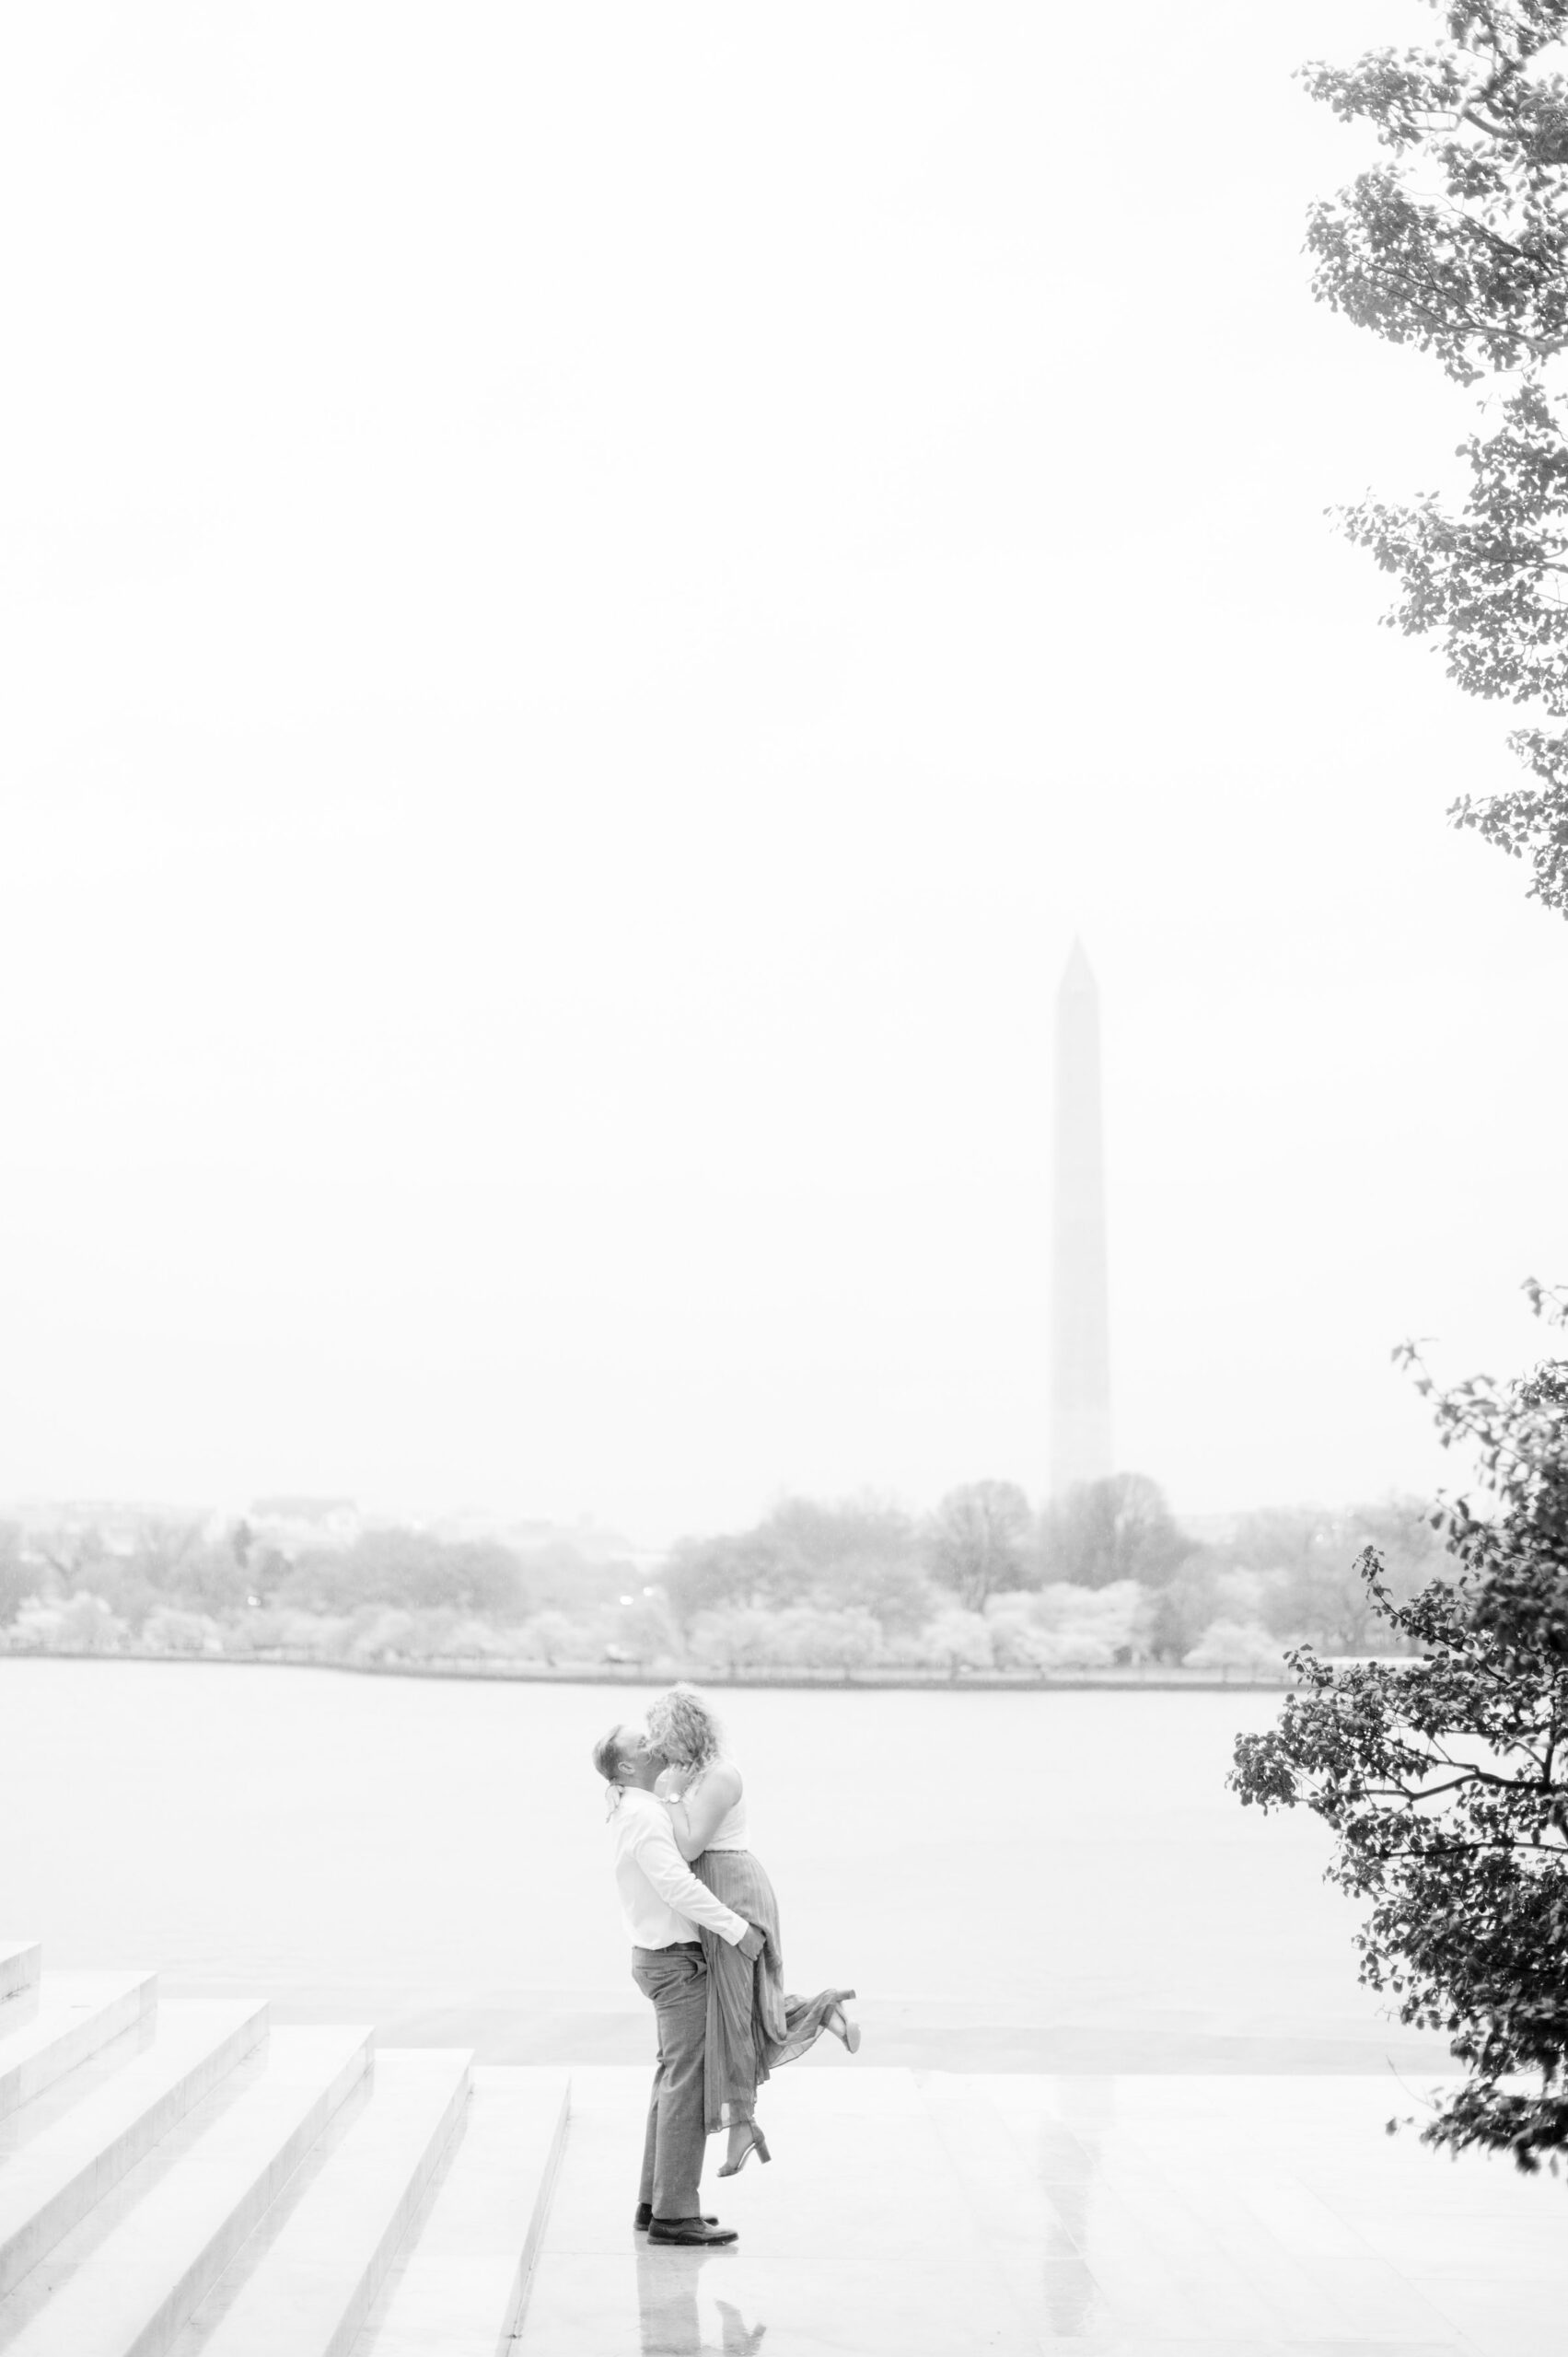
top-left (825, 1993), bottom-right (861, 2054)
top-left (717, 2122), bottom-right (771, 2177)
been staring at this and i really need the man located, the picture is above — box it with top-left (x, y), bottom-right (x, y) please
top-left (594, 1718), bottom-right (766, 2247)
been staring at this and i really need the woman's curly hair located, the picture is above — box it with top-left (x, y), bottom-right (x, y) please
top-left (645, 1683), bottom-right (724, 1771)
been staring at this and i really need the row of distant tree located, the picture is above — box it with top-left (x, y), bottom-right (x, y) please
top-left (660, 1480), bottom-right (1445, 1652)
top-left (0, 1515), bottom-right (627, 1630)
top-left (0, 1475), bottom-right (1450, 1675)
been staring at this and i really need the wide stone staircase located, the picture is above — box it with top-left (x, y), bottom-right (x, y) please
top-left (0, 1939), bottom-right (568, 2357)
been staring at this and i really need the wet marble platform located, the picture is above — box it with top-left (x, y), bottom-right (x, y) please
top-left (4, 1932), bottom-right (1561, 2357)
top-left (519, 2066), bottom-right (1568, 2357)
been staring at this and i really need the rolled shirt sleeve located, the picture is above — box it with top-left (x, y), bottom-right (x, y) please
top-left (624, 1808), bottom-right (750, 1945)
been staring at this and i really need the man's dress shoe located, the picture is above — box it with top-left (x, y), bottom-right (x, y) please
top-left (634, 2204), bottom-right (717, 2231)
top-left (646, 2216), bottom-right (738, 2246)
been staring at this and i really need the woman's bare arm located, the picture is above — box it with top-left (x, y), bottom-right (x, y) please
top-left (664, 1762), bottom-right (743, 1863)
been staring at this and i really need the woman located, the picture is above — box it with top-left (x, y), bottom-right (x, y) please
top-left (645, 1683), bottom-right (859, 2177)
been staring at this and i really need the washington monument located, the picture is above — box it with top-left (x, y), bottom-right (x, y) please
top-left (1051, 939), bottom-right (1112, 1495)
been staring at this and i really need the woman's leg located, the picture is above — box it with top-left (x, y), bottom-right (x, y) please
top-left (723, 2105), bottom-right (759, 2170)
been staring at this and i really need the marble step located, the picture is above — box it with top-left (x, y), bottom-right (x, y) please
top-left (179, 2048), bottom-right (472, 2357)
top-left (0, 1999), bottom-right (269, 2301)
top-left (0, 1973), bottom-right (158, 2121)
top-left (351, 2066), bottom-right (570, 2357)
top-left (0, 1945), bottom-right (42, 2010)
top-left (0, 2024), bottom-right (371, 2357)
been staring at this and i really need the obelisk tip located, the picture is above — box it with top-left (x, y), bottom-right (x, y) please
top-left (1059, 936), bottom-right (1096, 994)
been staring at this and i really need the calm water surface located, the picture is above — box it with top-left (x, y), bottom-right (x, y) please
top-left (4, 1659), bottom-right (1454, 2073)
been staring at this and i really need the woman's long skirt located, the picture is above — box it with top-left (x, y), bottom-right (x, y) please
top-left (690, 1845), bottom-right (853, 2135)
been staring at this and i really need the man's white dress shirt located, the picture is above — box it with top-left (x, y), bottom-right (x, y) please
top-left (607, 1786), bottom-right (749, 1950)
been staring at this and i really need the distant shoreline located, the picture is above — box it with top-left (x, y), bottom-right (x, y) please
top-left (0, 1646), bottom-right (1298, 1692)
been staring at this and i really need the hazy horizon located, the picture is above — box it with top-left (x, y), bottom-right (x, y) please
top-left (2, 1), bottom-right (1564, 1545)
top-left (0, 1457), bottom-right (1489, 1562)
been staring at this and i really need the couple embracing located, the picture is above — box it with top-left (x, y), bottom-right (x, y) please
top-left (594, 1684), bottom-right (859, 2247)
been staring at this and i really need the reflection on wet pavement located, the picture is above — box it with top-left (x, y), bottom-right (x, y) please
top-left (633, 2245), bottom-right (766, 2356)
top-left (521, 2065), bottom-right (1564, 2355)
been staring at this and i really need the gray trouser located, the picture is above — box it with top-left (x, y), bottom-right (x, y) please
top-left (633, 1941), bottom-right (708, 2220)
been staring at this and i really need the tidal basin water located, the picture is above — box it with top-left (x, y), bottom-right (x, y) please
top-left (3, 1658), bottom-right (1457, 2074)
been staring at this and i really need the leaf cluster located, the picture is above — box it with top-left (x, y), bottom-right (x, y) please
top-left (1303, 9), bottom-right (1568, 382)
top-left (1231, 1280), bottom-right (1568, 2169)
top-left (1304, 2), bottom-right (1568, 910)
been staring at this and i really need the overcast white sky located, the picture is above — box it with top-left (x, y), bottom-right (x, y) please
top-left (1, 2), bottom-right (1564, 1543)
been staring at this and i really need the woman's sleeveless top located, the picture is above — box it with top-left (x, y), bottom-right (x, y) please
top-left (691, 1759), bottom-right (749, 1851)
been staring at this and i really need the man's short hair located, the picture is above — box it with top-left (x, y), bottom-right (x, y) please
top-left (591, 1722), bottom-right (628, 1783)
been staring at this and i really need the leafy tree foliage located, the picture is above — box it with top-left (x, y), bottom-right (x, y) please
top-left (769, 1496), bottom-right (935, 1631)
top-left (662, 1525), bottom-right (819, 1627)
top-left (52, 1594), bottom-right (126, 1653)
top-left (33, 1522), bottom-right (111, 1593)
top-left (1303, 2), bottom-right (1568, 910)
top-left (123, 1516), bottom-right (205, 1591)
top-left (689, 1604), bottom-right (780, 1676)
top-left (156, 1544), bottom-right (252, 1620)
top-left (1143, 1556), bottom-right (1224, 1664)
top-left (1231, 1283), bottom-right (1568, 2170)
top-left (767, 1603), bottom-right (884, 1672)
top-left (143, 1606), bottom-right (223, 1656)
top-left (0, 1523), bottom-right (29, 1626)
top-left (278, 1528), bottom-right (533, 1620)
top-left (1040, 1472), bottom-right (1193, 1590)
top-left (27, 1514), bottom-right (262, 1627)
top-left (610, 1592), bottom-right (680, 1668)
top-left (509, 1538), bottom-right (634, 1613)
top-left (514, 1608), bottom-right (579, 1667)
top-left (924, 1480), bottom-right (1034, 1610)
top-left (1238, 1499), bottom-right (1446, 1649)
top-left (53, 1553), bottom-right (160, 1634)
top-left (923, 1605), bottom-right (996, 1676)
top-left (1027, 1579), bottom-right (1146, 1669)
top-left (1184, 1618), bottom-right (1281, 1678)
top-left (663, 1495), bottom-right (933, 1631)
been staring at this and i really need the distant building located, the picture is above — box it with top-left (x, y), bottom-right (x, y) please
top-left (245, 1497), bottom-right (363, 1553)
